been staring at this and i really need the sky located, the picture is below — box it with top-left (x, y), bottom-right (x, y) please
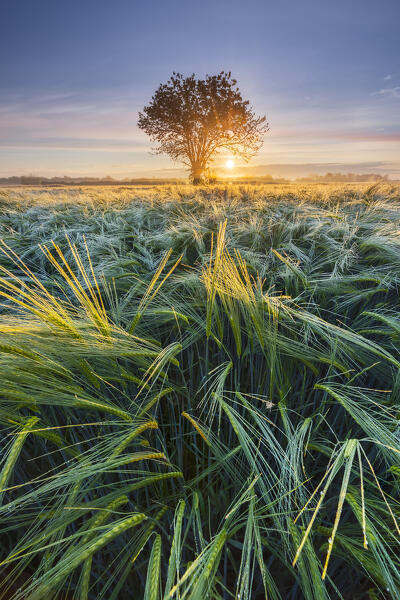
top-left (1, 0), bottom-right (400, 179)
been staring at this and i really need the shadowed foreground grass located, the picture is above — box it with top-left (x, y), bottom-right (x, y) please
top-left (0, 183), bottom-right (399, 599)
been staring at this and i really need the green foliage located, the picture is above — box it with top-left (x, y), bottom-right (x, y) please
top-left (0, 182), bottom-right (399, 599)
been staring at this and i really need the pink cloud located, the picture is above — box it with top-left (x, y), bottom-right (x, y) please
top-left (270, 129), bottom-right (400, 142)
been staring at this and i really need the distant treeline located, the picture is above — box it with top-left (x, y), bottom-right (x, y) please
top-left (0, 176), bottom-right (185, 186)
top-left (0, 173), bottom-right (393, 185)
top-left (296, 172), bottom-right (391, 182)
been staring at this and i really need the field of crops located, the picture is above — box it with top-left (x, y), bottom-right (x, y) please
top-left (0, 182), bottom-right (399, 599)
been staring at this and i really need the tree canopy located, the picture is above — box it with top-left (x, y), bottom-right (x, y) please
top-left (138, 71), bottom-right (268, 183)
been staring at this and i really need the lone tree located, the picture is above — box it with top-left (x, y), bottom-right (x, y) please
top-left (138, 71), bottom-right (268, 183)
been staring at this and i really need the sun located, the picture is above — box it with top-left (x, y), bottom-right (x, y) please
top-left (225, 159), bottom-right (234, 170)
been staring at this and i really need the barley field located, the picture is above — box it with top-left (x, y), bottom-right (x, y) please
top-left (0, 182), bottom-right (399, 599)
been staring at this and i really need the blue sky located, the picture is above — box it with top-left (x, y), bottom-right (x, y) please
top-left (1, 0), bottom-right (399, 178)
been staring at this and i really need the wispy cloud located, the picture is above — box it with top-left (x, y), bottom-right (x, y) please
top-left (0, 143), bottom-right (147, 153)
top-left (371, 86), bottom-right (400, 99)
top-left (270, 129), bottom-right (400, 142)
top-left (384, 74), bottom-right (392, 81)
top-left (0, 92), bottom-right (145, 147)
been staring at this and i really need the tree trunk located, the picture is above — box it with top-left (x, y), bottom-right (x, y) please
top-left (190, 164), bottom-right (206, 185)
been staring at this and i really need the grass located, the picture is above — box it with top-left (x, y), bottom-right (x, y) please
top-left (0, 181), bottom-right (399, 599)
